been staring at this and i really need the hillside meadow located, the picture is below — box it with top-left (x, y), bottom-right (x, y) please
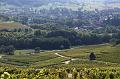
top-left (0, 44), bottom-right (120, 79)
top-left (0, 44), bottom-right (120, 68)
top-left (0, 22), bottom-right (31, 31)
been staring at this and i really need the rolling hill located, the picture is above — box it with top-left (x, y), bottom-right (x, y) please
top-left (0, 0), bottom-right (119, 6)
top-left (0, 22), bottom-right (30, 31)
top-left (1, 0), bottom-right (79, 7)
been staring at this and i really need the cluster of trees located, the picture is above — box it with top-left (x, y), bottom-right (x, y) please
top-left (0, 15), bottom-right (10, 21)
top-left (0, 34), bottom-right (70, 50)
top-left (46, 30), bottom-right (111, 45)
top-left (0, 45), bottom-right (15, 55)
top-left (8, 8), bottom-right (119, 29)
top-left (103, 17), bottom-right (120, 26)
top-left (0, 28), bottom-right (32, 32)
top-left (1, 6), bottom-right (120, 30)
top-left (0, 7), bottom-right (120, 54)
top-left (93, 26), bottom-right (120, 34)
top-left (0, 29), bottom-right (116, 52)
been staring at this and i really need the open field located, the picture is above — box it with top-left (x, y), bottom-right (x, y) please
top-left (0, 44), bottom-right (120, 79)
top-left (0, 22), bottom-right (30, 31)
top-left (59, 44), bottom-right (120, 64)
top-left (0, 44), bottom-right (120, 68)
top-left (0, 50), bottom-right (69, 68)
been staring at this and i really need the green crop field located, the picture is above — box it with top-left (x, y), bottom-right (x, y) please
top-left (0, 66), bottom-right (120, 79)
top-left (0, 44), bottom-right (120, 68)
top-left (0, 44), bottom-right (120, 79)
top-left (59, 44), bottom-right (120, 64)
top-left (0, 50), bottom-right (69, 68)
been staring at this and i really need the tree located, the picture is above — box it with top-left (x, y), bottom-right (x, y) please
top-left (0, 45), bottom-right (15, 55)
top-left (47, 30), bottom-right (79, 45)
top-left (89, 52), bottom-right (96, 60)
top-left (110, 38), bottom-right (120, 46)
top-left (34, 47), bottom-right (40, 53)
top-left (7, 45), bottom-right (15, 55)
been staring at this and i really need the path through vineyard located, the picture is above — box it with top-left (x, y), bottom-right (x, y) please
top-left (55, 53), bottom-right (118, 65)
top-left (55, 53), bottom-right (87, 64)
top-left (0, 55), bottom-right (2, 58)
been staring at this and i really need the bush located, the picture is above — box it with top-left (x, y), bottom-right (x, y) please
top-left (34, 47), bottom-right (40, 53)
top-left (89, 52), bottom-right (96, 60)
top-left (0, 45), bottom-right (15, 55)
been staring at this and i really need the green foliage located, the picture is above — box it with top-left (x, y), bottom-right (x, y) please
top-left (34, 30), bottom-right (47, 36)
top-left (0, 32), bottom-right (71, 50)
top-left (0, 44), bottom-right (120, 68)
top-left (89, 52), bottom-right (96, 60)
top-left (0, 67), bottom-right (120, 79)
top-left (0, 22), bottom-right (31, 32)
top-left (0, 45), bottom-right (15, 55)
top-left (34, 47), bottom-right (40, 53)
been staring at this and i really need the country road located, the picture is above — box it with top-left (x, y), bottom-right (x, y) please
top-left (0, 55), bottom-right (4, 59)
top-left (55, 53), bottom-right (71, 64)
top-left (0, 55), bottom-right (2, 58)
top-left (55, 53), bottom-right (68, 58)
top-left (55, 53), bottom-right (80, 64)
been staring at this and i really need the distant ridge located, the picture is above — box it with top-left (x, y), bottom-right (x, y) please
top-left (1, 0), bottom-right (120, 6)
top-left (1, 0), bottom-right (79, 6)
top-left (0, 0), bottom-right (120, 10)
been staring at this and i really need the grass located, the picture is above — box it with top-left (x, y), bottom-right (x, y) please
top-left (0, 44), bottom-right (120, 68)
top-left (30, 57), bottom-right (68, 68)
top-left (59, 44), bottom-right (120, 64)
top-left (0, 51), bottom-right (58, 66)
top-left (0, 50), bottom-right (68, 67)
top-left (14, 50), bottom-right (34, 55)
top-left (0, 22), bottom-right (29, 30)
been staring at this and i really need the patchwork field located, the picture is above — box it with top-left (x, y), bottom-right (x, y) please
top-left (0, 44), bottom-right (120, 68)
top-left (59, 44), bottom-right (120, 63)
top-left (0, 44), bottom-right (120, 79)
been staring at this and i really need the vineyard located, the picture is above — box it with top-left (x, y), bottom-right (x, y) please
top-left (0, 44), bottom-right (120, 79)
top-left (0, 0), bottom-right (120, 78)
top-left (0, 67), bottom-right (120, 79)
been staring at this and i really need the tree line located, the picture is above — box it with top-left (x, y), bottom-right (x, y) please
top-left (0, 30), bottom-right (116, 51)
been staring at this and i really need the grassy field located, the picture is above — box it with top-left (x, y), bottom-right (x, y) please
top-left (0, 22), bottom-right (30, 31)
top-left (59, 44), bottom-right (120, 64)
top-left (0, 50), bottom-right (68, 68)
top-left (0, 44), bottom-right (120, 79)
top-left (0, 44), bottom-right (120, 68)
